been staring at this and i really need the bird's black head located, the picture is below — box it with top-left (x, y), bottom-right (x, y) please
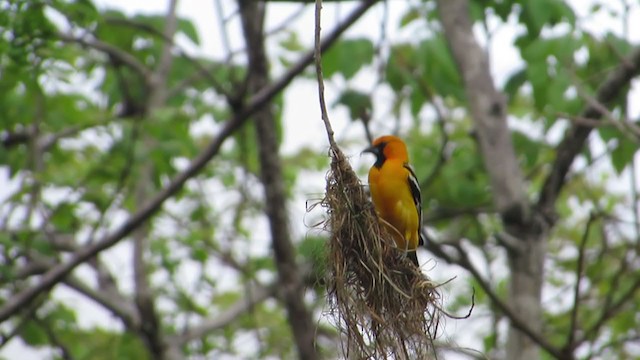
top-left (362, 141), bottom-right (387, 168)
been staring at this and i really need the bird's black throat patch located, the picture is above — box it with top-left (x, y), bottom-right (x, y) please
top-left (373, 142), bottom-right (386, 168)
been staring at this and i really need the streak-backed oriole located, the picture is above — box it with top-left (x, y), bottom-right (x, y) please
top-left (363, 135), bottom-right (424, 266)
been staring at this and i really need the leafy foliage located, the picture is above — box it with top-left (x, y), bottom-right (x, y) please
top-left (0, 0), bottom-right (638, 359)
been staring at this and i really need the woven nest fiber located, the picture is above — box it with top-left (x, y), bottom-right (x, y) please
top-left (323, 147), bottom-right (442, 359)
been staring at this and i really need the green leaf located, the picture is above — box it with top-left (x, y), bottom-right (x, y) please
top-left (283, 147), bottom-right (329, 172)
top-left (322, 38), bottom-right (374, 80)
top-left (512, 130), bottom-right (541, 169)
top-left (483, 333), bottom-right (497, 352)
top-left (191, 246), bottom-right (208, 263)
top-left (20, 321), bottom-right (48, 346)
top-left (611, 137), bottom-right (637, 174)
top-left (503, 68), bottom-right (527, 100)
top-left (279, 31), bottom-right (304, 52)
top-left (399, 7), bottom-right (421, 28)
top-left (177, 18), bottom-right (200, 45)
top-left (52, 0), bottom-right (99, 28)
top-left (519, 0), bottom-right (575, 38)
top-left (50, 202), bottom-right (78, 232)
top-left (386, 44), bottom-right (415, 91)
top-left (419, 36), bottom-right (464, 101)
top-left (298, 236), bottom-right (327, 282)
top-left (333, 89), bottom-right (372, 120)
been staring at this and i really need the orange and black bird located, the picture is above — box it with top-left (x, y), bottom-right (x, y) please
top-left (363, 135), bottom-right (424, 266)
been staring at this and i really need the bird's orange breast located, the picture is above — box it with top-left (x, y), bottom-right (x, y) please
top-left (368, 159), bottom-right (420, 251)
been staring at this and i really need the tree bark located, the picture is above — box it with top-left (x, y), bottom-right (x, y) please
top-left (133, 1), bottom-right (180, 358)
top-left (239, 1), bottom-right (319, 359)
top-left (436, 1), bottom-right (545, 359)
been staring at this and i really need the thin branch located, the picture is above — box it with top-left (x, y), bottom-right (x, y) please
top-left (557, 112), bottom-right (640, 142)
top-left (415, 81), bottom-right (450, 190)
top-left (240, 1), bottom-right (318, 358)
top-left (149, 0), bottom-right (179, 106)
top-left (579, 271), bottom-right (640, 345)
top-left (104, 16), bottom-right (228, 97)
top-left (565, 213), bottom-right (596, 350)
top-left (427, 239), bottom-right (564, 359)
top-left (56, 32), bottom-right (153, 82)
top-left (266, 5), bottom-right (307, 36)
top-left (214, 0), bottom-right (233, 61)
top-left (537, 47), bottom-right (640, 215)
top-left (314, 0), bottom-right (338, 151)
top-left (632, 156), bottom-right (640, 252)
top-left (34, 316), bottom-right (74, 360)
top-left (63, 275), bottom-right (141, 330)
top-left (9, 252), bottom-right (141, 331)
top-left (133, 1), bottom-right (180, 358)
top-left (170, 282), bottom-right (276, 345)
top-left (0, 293), bottom-right (47, 349)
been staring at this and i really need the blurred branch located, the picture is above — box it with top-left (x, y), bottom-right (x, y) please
top-left (170, 263), bottom-right (315, 347)
top-left (558, 112), bottom-right (640, 142)
top-left (241, 1), bottom-right (318, 358)
top-left (131, 1), bottom-right (180, 359)
top-left (1, 116), bottom-right (117, 152)
top-left (426, 239), bottom-right (564, 359)
top-left (171, 282), bottom-right (276, 345)
top-left (436, 0), bottom-right (528, 218)
top-left (589, 334), bottom-right (640, 359)
top-left (56, 32), bottom-right (153, 82)
top-left (565, 213), bottom-right (596, 351)
top-left (9, 251), bottom-right (142, 332)
top-left (537, 47), bottom-right (640, 216)
top-left (415, 79), bottom-right (450, 191)
top-left (34, 316), bottom-right (74, 360)
top-left (64, 274), bottom-right (141, 328)
top-left (266, 5), bottom-right (306, 36)
top-left (424, 206), bottom-right (494, 223)
top-left (0, 0), bottom-right (376, 327)
top-left (0, 295), bottom-right (44, 349)
top-left (213, 0), bottom-right (233, 61)
top-left (104, 16), bottom-right (228, 98)
top-left (578, 267), bottom-right (640, 348)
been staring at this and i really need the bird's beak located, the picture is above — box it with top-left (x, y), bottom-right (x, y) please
top-left (362, 145), bottom-right (379, 156)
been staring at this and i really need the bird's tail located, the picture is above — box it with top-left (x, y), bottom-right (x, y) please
top-left (407, 250), bottom-right (419, 267)
top-left (418, 230), bottom-right (426, 246)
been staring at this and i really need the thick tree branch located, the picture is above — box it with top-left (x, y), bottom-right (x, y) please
top-left (240, 1), bottom-right (319, 358)
top-left (436, 0), bottom-right (527, 220)
top-left (537, 48), bottom-right (640, 215)
top-left (0, 0), bottom-right (375, 327)
top-left (132, 2), bottom-right (180, 359)
top-left (436, 2), bottom-right (545, 360)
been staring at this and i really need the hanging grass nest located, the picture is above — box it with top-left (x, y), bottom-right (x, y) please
top-left (322, 147), bottom-right (442, 359)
